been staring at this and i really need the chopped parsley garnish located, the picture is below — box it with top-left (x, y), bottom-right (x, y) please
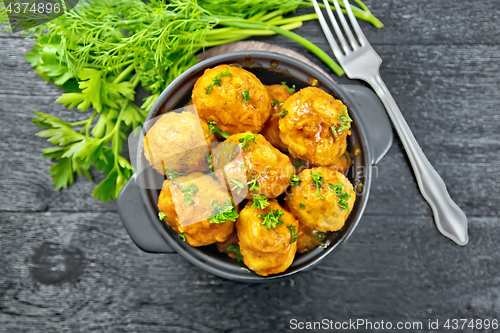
top-left (164, 168), bottom-right (186, 180)
top-left (247, 177), bottom-right (260, 191)
top-left (311, 171), bottom-right (325, 200)
top-left (206, 67), bottom-right (232, 94)
top-left (209, 199), bottom-right (239, 223)
top-left (238, 133), bottom-right (258, 150)
top-left (338, 107), bottom-right (353, 123)
top-left (242, 89), bottom-right (250, 102)
top-left (293, 159), bottom-right (305, 168)
top-left (178, 233), bottom-right (186, 242)
top-left (239, 163), bottom-right (246, 170)
top-left (251, 194), bottom-right (270, 210)
top-left (281, 81), bottom-right (296, 93)
top-left (331, 107), bottom-right (353, 138)
top-left (230, 178), bottom-right (245, 195)
top-left (208, 120), bottom-right (230, 139)
top-left (258, 209), bottom-right (285, 230)
top-left (223, 243), bottom-right (243, 262)
top-left (271, 99), bottom-right (284, 107)
top-left (207, 154), bottom-right (213, 171)
top-left (328, 181), bottom-right (352, 211)
top-left (158, 211), bottom-right (167, 221)
top-left (300, 203), bottom-right (306, 209)
top-left (287, 225), bottom-right (298, 243)
top-left (181, 183), bottom-right (199, 205)
top-left (290, 175), bottom-right (301, 186)
top-left (278, 109), bottom-right (288, 117)
top-left (286, 197), bottom-right (291, 202)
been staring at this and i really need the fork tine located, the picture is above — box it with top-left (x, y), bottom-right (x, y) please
top-left (321, 0), bottom-right (350, 54)
top-left (330, 0), bottom-right (359, 50)
top-left (342, 0), bottom-right (369, 46)
top-left (311, 0), bottom-right (345, 59)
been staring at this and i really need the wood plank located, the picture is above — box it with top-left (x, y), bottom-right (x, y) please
top-left (0, 211), bottom-right (498, 331)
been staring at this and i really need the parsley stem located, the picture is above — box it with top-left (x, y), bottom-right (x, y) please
top-left (248, 10), bottom-right (268, 21)
top-left (218, 20), bottom-right (344, 76)
top-left (267, 13), bottom-right (318, 25)
top-left (259, 9), bottom-right (283, 22)
top-left (204, 21), bottom-right (302, 42)
top-left (310, 0), bottom-right (384, 28)
top-left (85, 111), bottom-right (97, 137)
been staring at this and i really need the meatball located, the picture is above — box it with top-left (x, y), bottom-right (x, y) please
top-left (296, 223), bottom-right (327, 253)
top-left (236, 201), bottom-right (298, 276)
top-left (286, 167), bottom-right (356, 232)
top-left (192, 65), bottom-right (272, 134)
top-left (260, 84), bottom-right (293, 151)
top-left (144, 111), bottom-right (215, 175)
top-left (212, 133), bottom-right (295, 199)
top-left (279, 87), bottom-right (351, 166)
top-left (157, 172), bottom-right (235, 247)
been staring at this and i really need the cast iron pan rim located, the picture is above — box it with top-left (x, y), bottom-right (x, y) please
top-left (138, 51), bottom-right (373, 282)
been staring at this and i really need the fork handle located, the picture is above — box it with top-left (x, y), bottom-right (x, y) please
top-left (366, 74), bottom-right (469, 246)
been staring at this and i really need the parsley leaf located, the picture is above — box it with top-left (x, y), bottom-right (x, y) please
top-left (206, 67), bottom-right (232, 94)
top-left (158, 211), bottom-right (167, 220)
top-left (338, 107), bottom-right (353, 123)
top-left (242, 89), bottom-right (251, 102)
top-left (328, 181), bottom-right (352, 211)
top-left (209, 199), bottom-right (239, 223)
top-left (207, 154), bottom-right (214, 171)
top-left (33, 108), bottom-right (138, 202)
top-left (290, 174), bottom-right (301, 186)
top-left (331, 107), bottom-right (353, 138)
top-left (287, 225), bottom-right (298, 243)
top-left (207, 120), bottom-right (230, 139)
top-left (181, 183), bottom-right (199, 205)
top-left (278, 109), bottom-right (288, 117)
top-left (238, 133), bottom-right (258, 150)
top-left (271, 99), bottom-right (284, 107)
top-left (230, 178), bottom-right (245, 195)
top-left (258, 209), bottom-right (285, 230)
top-left (179, 233), bottom-right (186, 242)
top-left (223, 243), bottom-right (244, 262)
top-left (165, 168), bottom-right (186, 180)
top-left (281, 81), bottom-right (296, 93)
top-left (310, 170), bottom-right (325, 200)
top-left (300, 203), bottom-right (306, 209)
top-left (252, 194), bottom-right (270, 210)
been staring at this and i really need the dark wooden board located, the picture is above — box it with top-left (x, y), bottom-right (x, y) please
top-left (1, 0), bottom-right (500, 331)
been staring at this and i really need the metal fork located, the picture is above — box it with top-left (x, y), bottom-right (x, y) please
top-left (312, 0), bottom-right (468, 245)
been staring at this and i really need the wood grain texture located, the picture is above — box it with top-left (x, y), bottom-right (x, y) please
top-left (1, 212), bottom-right (499, 332)
top-left (1, 0), bottom-right (500, 331)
